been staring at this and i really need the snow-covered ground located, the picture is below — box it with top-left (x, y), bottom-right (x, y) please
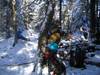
top-left (0, 29), bottom-right (40, 75)
top-left (66, 65), bottom-right (100, 75)
top-left (0, 29), bottom-right (100, 75)
top-left (86, 51), bottom-right (100, 65)
top-left (0, 29), bottom-right (39, 66)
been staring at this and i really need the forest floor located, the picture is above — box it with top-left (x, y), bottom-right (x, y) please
top-left (0, 30), bottom-right (100, 75)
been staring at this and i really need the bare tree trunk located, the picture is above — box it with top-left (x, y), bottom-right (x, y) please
top-left (59, 0), bottom-right (62, 28)
top-left (12, 0), bottom-right (17, 47)
top-left (6, 4), bottom-right (12, 38)
top-left (24, 0), bottom-right (29, 30)
top-left (90, 0), bottom-right (96, 42)
top-left (95, 0), bottom-right (100, 44)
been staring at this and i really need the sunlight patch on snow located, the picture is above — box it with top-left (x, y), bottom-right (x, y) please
top-left (35, 63), bottom-right (42, 74)
top-left (33, 43), bottom-right (38, 50)
top-left (95, 55), bottom-right (100, 59)
top-left (0, 37), bottom-right (14, 51)
top-left (0, 52), bottom-right (8, 59)
top-left (7, 66), bottom-right (19, 71)
top-left (42, 66), bottom-right (49, 75)
top-left (17, 48), bottom-right (26, 55)
top-left (25, 41), bottom-right (38, 51)
top-left (28, 52), bottom-right (35, 58)
top-left (24, 63), bottom-right (34, 75)
top-left (0, 38), bottom-right (4, 42)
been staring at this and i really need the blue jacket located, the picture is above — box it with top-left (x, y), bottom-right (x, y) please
top-left (48, 42), bottom-right (59, 53)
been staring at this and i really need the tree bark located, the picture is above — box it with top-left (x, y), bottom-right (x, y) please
top-left (6, 4), bottom-right (12, 38)
top-left (95, 0), bottom-right (100, 44)
top-left (12, 0), bottom-right (17, 47)
top-left (59, 0), bottom-right (62, 28)
top-left (90, 0), bottom-right (96, 41)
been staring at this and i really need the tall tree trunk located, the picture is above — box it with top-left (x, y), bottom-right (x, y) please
top-left (12, 0), bottom-right (17, 47)
top-left (6, 4), bottom-right (11, 38)
top-left (95, 0), bottom-right (100, 44)
top-left (13, 0), bottom-right (24, 46)
top-left (59, 0), bottom-right (62, 28)
top-left (90, 0), bottom-right (96, 42)
top-left (24, 0), bottom-right (29, 30)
